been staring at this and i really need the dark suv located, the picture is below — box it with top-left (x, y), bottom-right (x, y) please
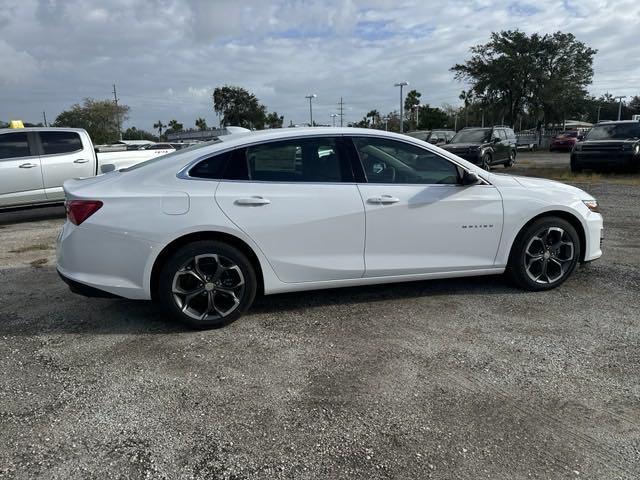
top-left (441, 126), bottom-right (517, 170)
top-left (571, 120), bottom-right (640, 172)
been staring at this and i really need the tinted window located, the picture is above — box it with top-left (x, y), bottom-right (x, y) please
top-left (450, 129), bottom-right (491, 144)
top-left (498, 130), bottom-right (507, 140)
top-left (242, 138), bottom-right (351, 182)
top-left (189, 151), bottom-right (231, 179)
top-left (586, 123), bottom-right (640, 140)
top-left (40, 131), bottom-right (82, 155)
top-left (353, 137), bottom-right (459, 185)
top-left (0, 132), bottom-right (31, 159)
top-left (505, 128), bottom-right (516, 139)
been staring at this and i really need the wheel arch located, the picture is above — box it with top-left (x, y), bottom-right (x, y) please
top-left (509, 210), bottom-right (587, 263)
top-left (149, 231), bottom-right (265, 301)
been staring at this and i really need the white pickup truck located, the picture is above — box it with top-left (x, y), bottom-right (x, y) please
top-left (0, 127), bottom-right (174, 209)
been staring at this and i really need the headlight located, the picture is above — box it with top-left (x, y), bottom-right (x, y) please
top-left (583, 199), bottom-right (600, 213)
top-left (573, 143), bottom-right (582, 152)
top-left (634, 144), bottom-right (640, 155)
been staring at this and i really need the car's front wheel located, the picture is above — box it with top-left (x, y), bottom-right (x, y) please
top-left (507, 217), bottom-right (581, 291)
top-left (481, 153), bottom-right (492, 170)
top-left (158, 241), bottom-right (257, 328)
top-left (504, 149), bottom-right (516, 167)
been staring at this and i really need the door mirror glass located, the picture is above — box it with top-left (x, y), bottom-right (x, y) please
top-left (461, 170), bottom-right (480, 185)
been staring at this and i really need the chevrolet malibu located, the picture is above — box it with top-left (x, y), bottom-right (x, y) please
top-left (57, 128), bottom-right (603, 328)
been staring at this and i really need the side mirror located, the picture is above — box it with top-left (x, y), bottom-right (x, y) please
top-left (461, 170), bottom-right (480, 186)
top-left (492, 137), bottom-right (500, 144)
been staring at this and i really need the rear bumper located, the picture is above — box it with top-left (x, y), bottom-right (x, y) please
top-left (58, 269), bottom-right (121, 298)
top-left (56, 220), bottom-right (160, 300)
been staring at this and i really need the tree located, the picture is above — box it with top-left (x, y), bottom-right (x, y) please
top-left (366, 109), bottom-right (381, 128)
top-left (418, 105), bottom-right (449, 130)
top-left (167, 119), bottom-right (183, 132)
top-left (213, 85), bottom-right (267, 129)
top-left (452, 30), bottom-right (597, 126)
top-left (153, 120), bottom-right (166, 138)
top-left (122, 127), bottom-right (158, 142)
top-left (195, 117), bottom-right (208, 131)
top-left (53, 98), bottom-right (129, 144)
top-left (265, 111), bottom-right (284, 129)
top-left (404, 90), bottom-right (422, 129)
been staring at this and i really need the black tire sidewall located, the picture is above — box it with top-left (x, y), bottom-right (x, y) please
top-left (481, 154), bottom-right (491, 170)
top-left (508, 217), bottom-right (581, 291)
top-left (158, 240), bottom-right (257, 328)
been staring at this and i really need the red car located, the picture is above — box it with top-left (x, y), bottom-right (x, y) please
top-left (549, 131), bottom-right (580, 152)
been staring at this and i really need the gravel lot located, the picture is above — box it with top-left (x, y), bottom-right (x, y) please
top-left (1, 152), bottom-right (639, 479)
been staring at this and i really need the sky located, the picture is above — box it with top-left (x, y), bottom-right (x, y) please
top-left (1, 0), bottom-right (639, 131)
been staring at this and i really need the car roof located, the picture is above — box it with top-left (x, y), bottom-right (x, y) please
top-left (0, 127), bottom-right (88, 134)
top-left (595, 120), bottom-right (640, 125)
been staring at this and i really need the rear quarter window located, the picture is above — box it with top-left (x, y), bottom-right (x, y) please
top-left (0, 132), bottom-right (31, 159)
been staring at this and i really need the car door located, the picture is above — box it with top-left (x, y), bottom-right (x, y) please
top-left (496, 129), bottom-right (509, 162)
top-left (215, 136), bottom-right (365, 283)
top-left (38, 130), bottom-right (94, 201)
top-left (351, 136), bottom-right (503, 277)
top-left (0, 131), bottom-right (46, 207)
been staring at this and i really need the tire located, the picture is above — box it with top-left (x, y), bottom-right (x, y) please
top-left (158, 240), bottom-right (257, 329)
top-left (481, 153), bottom-right (492, 171)
top-left (507, 217), bottom-right (581, 291)
top-left (570, 158), bottom-right (583, 173)
top-left (504, 149), bottom-right (516, 168)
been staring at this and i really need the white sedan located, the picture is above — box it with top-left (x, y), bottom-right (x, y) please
top-left (57, 128), bottom-right (603, 328)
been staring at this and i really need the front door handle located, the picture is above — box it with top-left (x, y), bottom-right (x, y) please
top-left (368, 195), bottom-right (400, 205)
top-left (19, 163), bottom-right (38, 169)
top-left (234, 196), bottom-right (271, 206)
top-left (74, 158), bottom-right (89, 164)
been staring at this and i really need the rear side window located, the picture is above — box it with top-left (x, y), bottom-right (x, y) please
top-left (240, 137), bottom-right (352, 182)
top-left (498, 130), bottom-right (507, 140)
top-left (0, 132), bottom-right (31, 159)
top-left (40, 131), bottom-right (83, 155)
top-left (188, 151), bottom-right (231, 179)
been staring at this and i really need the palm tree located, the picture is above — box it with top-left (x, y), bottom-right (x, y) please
top-left (366, 109), bottom-right (380, 128)
top-left (167, 119), bottom-right (183, 132)
top-left (153, 120), bottom-right (165, 138)
top-left (459, 90), bottom-right (474, 127)
top-left (195, 117), bottom-right (208, 131)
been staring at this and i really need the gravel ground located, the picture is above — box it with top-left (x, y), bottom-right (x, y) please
top-left (1, 153), bottom-right (639, 479)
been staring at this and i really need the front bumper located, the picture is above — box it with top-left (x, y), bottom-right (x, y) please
top-left (583, 212), bottom-right (603, 262)
top-left (571, 151), bottom-right (638, 169)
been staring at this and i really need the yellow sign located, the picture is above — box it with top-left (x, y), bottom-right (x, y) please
top-left (9, 120), bottom-right (25, 129)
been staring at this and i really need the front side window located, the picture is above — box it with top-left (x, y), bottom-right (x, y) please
top-left (243, 137), bottom-right (351, 182)
top-left (0, 132), bottom-right (31, 159)
top-left (40, 131), bottom-right (82, 155)
top-left (498, 129), bottom-right (507, 140)
top-left (352, 137), bottom-right (459, 185)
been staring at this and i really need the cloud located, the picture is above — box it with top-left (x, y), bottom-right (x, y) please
top-left (0, 0), bottom-right (638, 129)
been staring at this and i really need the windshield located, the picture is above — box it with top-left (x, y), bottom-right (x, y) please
top-left (557, 131), bottom-right (578, 138)
top-left (120, 139), bottom-right (221, 171)
top-left (450, 129), bottom-right (490, 144)
top-left (586, 123), bottom-right (640, 141)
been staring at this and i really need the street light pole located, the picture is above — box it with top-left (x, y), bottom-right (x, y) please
top-left (394, 81), bottom-right (409, 133)
top-left (597, 105), bottom-right (602, 122)
top-left (614, 95), bottom-right (626, 121)
top-left (305, 94), bottom-right (317, 126)
top-left (480, 108), bottom-right (485, 128)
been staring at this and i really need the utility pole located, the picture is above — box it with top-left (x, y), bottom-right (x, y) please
top-left (481, 108), bottom-right (485, 128)
top-left (614, 96), bottom-right (626, 121)
top-left (597, 105), bottom-right (602, 122)
top-left (305, 94), bottom-right (316, 126)
top-left (113, 84), bottom-right (122, 140)
top-left (42, 111), bottom-right (48, 127)
top-left (338, 97), bottom-right (345, 127)
top-left (394, 81), bottom-right (409, 133)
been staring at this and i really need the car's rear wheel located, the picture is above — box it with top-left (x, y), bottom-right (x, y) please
top-left (481, 153), bottom-right (492, 170)
top-left (158, 241), bottom-right (257, 328)
top-left (507, 217), bottom-right (581, 291)
top-left (504, 149), bottom-right (516, 167)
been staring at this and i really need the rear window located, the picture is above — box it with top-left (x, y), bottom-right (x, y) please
top-left (40, 131), bottom-right (83, 155)
top-left (0, 132), bottom-right (31, 159)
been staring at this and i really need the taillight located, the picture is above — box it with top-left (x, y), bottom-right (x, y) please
top-left (65, 200), bottom-right (103, 225)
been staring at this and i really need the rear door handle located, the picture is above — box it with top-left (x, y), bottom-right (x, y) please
top-left (368, 195), bottom-right (400, 205)
top-left (19, 163), bottom-right (38, 169)
top-left (234, 196), bottom-right (271, 206)
top-left (74, 158), bottom-right (89, 164)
